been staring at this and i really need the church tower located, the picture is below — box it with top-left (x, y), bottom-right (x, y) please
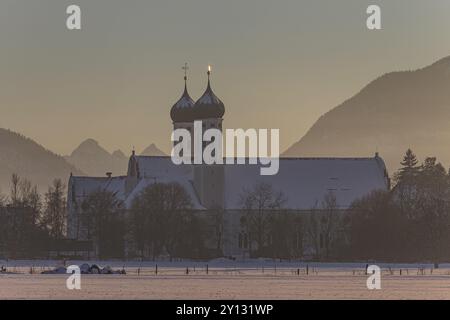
top-left (170, 63), bottom-right (196, 158)
top-left (192, 66), bottom-right (225, 209)
top-left (125, 149), bottom-right (140, 196)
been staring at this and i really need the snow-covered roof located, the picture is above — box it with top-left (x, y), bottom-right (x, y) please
top-left (69, 161), bottom-right (202, 209)
top-left (223, 157), bottom-right (389, 209)
top-left (130, 156), bottom-right (389, 210)
top-left (135, 156), bottom-right (191, 178)
top-left (69, 176), bottom-right (127, 202)
top-left (69, 156), bottom-right (388, 211)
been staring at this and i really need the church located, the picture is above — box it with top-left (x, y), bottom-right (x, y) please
top-left (67, 67), bottom-right (390, 259)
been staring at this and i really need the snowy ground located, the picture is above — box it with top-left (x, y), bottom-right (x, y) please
top-left (1, 260), bottom-right (450, 299)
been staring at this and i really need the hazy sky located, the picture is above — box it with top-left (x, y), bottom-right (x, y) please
top-left (1, 0), bottom-right (450, 156)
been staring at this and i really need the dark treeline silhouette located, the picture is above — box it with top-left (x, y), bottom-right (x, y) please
top-left (0, 174), bottom-right (66, 258)
top-left (73, 182), bottom-right (207, 260)
top-left (129, 182), bottom-right (206, 260)
top-left (79, 190), bottom-right (125, 259)
top-left (238, 182), bottom-right (304, 259)
top-left (1, 149), bottom-right (449, 261)
top-left (346, 149), bottom-right (450, 262)
top-left (237, 184), bottom-right (345, 261)
top-left (233, 149), bottom-right (449, 261)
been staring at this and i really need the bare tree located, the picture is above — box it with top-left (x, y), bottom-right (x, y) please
top-left (130, 182), bottom-right (195, 260)
top-left (320, 191), bottom-right (339, 260)
top-left (268, 210), bottom-right (303, 260)
top-left (239, 182), bottom-right (286, 257)
top-left (208, 205), bottom-right (225, 257)
top-left (10, 173), bottom-right (20, 206)
top-left (0, 189), bottom-right (6, 207)
top-left (5, 174), bottom-right (43, 257)
top-left (81, 190), bottom-right (124, 259)
top-left (307, 201), bottom-right (321, 259)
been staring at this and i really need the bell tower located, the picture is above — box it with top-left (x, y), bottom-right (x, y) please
top-left (192, 66), bottom-right (225, 209)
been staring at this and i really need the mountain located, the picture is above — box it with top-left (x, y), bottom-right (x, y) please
top-left (64, 139), bottom-right (128, 177)
top-left (112, 149), bottom-right (127, 160)
top-left (0, 128), bottom-right (83, 194)
top-left (140, 143), bottom-right (167, 156)
top-left (283, 56), bottom-right (450, 173)
top-left (65, 140), bottom-right (167, 176)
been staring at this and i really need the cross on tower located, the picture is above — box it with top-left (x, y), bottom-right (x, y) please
top-left (182, 62), bottom-right (189, 81)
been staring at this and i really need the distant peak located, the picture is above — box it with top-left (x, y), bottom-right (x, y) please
top-left (79, 138), bottom-right (100, 147)
top-left (140, 143), bottom-right (167, 156)
top-left (112, 149), bottom-right (126, 158)
top-left (71, 138), bottom-right (110, 156)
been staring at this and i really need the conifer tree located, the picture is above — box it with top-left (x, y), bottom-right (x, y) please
top-left (395, 149), bottom-right (419, 184)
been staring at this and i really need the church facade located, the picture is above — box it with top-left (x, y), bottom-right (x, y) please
top-left (67, 69), bottom-right (390, 259)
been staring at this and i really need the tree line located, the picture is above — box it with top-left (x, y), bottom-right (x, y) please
top-left (75, 182), bottom-right (207, 260)
top-left (1, 149), bottom-right (449, 262)
top-left (237, 149), bottom-right (450, 262)
top-left (0, 175), bottom-right (66, 258)
top-left (347, 149), bottom-right (450, 262)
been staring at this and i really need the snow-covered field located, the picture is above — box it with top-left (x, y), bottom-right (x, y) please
top-left (1, 260), bottom-right (450, 299)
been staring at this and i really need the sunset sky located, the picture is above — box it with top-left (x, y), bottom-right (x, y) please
top-left (1, 0), bottom-right (450, 155)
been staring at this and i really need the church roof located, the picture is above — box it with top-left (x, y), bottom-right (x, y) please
top-left (68, 175), bottom-right (128, 203)
top-left (120, 156), bottom-right (389, 210)
top-left (69, 155), bottom-right (389, 211)
top-left (222, 157), bottom-right (389, 209)
top-left (135, 155), bottom-right (192, 178)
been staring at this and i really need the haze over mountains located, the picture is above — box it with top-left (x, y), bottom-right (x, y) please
top-left (140, 143), bottom-right (166, 157)
top-left (0, 130), bottom-right (166, 195)
top-left (64, 139), bottom-right (128, 177)
top-left (2, 55), bottom-right (450, 193)
top-left (284, 56), bottom-right (450, 173)
top-left (0, 128), bottom-right (82, 194)
top-left (63, 139), bottom-right (167, 177)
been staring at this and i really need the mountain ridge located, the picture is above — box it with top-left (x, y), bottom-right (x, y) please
top-left (64, 139), bottom-right (167, 176)
top-left (0, 128), bottom-right (84, 194)
top-left (283, 55), bottom-right (450, 173)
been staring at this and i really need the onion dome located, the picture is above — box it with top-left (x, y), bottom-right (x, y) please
top-left (170, 64), bottom-right (195, 123)
top-left (193, 66), bottom-right (225, 120)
